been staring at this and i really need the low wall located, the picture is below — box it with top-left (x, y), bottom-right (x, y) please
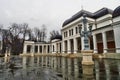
top-left (103, 53), bottom-right (120, 59)
top-left (20, 53), bottom-right (83, 58)
top-left (20, 53), bottom-right (120, 59)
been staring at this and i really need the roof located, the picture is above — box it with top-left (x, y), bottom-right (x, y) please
top-left (93, 8), bottom-right (113, 19)
top-left (51, 35), bottom-right (62, 40)
top-left (62, 8), bottom-right (113, 27)
top-left (62, 10), bottom-right (94, 27)
top-left (113, 6), bottom-right (120, 18)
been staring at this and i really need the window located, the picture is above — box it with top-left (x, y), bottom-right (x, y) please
top-left (71, 29), bottom-right (73, 35)
top-left (64, 32), bottom-right (65, 38)
top-left (69, 30), bottom-right (71, 36)
top-left (66, 31), bottom-right (68, 37)
top-left (53, 45), bottom-right (54, 52)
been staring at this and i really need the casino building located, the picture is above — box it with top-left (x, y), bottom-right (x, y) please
top-left (23, 6), bottom-right (120, 55)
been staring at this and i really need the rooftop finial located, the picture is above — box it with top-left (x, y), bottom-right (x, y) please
top-left (81, 5), bottom-right (83, 10)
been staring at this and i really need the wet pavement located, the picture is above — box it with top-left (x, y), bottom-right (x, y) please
top-left (0, 56), bottom-right (120, 80)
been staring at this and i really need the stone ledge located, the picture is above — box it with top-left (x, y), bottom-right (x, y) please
top-left (82, 61), bottom-right (94, 65)
top-left (103, 53), bottom-right (120, 59)
top-left (81, 50), bottom-right (93, 53)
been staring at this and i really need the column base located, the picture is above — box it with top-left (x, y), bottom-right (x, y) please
top-left (81, 50), bottom-right (94, 65)
top-left (5, 53), bottom-right (8, 57)
top-left (104, 49), bottom-right (108, 53)
top-left (74, 51), bottom-right (77, 53)
top-left (31, 53), bottom-right (34, 56)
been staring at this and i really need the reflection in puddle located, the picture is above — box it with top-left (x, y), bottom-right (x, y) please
top-left (0, 56), bottom-right (120, 80)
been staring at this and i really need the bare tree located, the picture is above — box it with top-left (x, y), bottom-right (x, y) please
top-left (33, 24), bottom-right (47, 42)
top-left (21, 23), bottom-right (29, 40)
top-left (27, 28), bottom-right (34, 40)
top-left (50, 30), bottom-right (60, 41)
top-left (41, 24), bottom-right (47, 42)
top-left (34, 27), bottom-right (40, 41)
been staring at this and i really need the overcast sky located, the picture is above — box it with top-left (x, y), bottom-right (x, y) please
top-left (0, 0), bottom-right (119, 33)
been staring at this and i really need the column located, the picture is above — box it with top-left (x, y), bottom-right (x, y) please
top-left (57, 43), bottom-right (59, 53)
top-left (93, 34), bottom-right (98, 53)
top-left (113, 26), bottom-right (120, 53)
top-left (74, 38), bottom-right (78, 53)
top-left (54, 44), bottom-right (57, 53)
top-left (30, 45), bottom-right (34, 53)
top-left (31, 44), bottom-right (34, 56)
top-left (68, 39), bottom-right (71, 53)
top-left (38, 45), bottom-right (40, 53)
top-left (23, 44), bottom-right (27, 54)
top-left (62, 41), bottom-right (65, 53)
top-left (81, 37), bottom-right (84, 50)
top-left (102, 32), bottom-right (108, 53)
top-left (51, 44), bottom-right (54, 53)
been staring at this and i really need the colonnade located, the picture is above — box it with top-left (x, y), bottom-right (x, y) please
top-left (23, 41), bottom-right (50, 54)
top-left (62, 28), bottom-right (119, 54)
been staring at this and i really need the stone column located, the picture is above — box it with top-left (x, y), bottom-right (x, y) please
top-left (31, 44), bottom-right (34, 56)
top-left (93, 34), bottom-right (98, 53)
top-left (55, 44), bottom-right (57, 53)
top-left (62, 41), bottom-right (65, 53)
top-left (67, 39), bottom-right (71, 53)
top-left (102, 32), bottom-right (108, 53)
top-left (113, 25), bottom-right (120, 53)
top-left (42, 45), bottom-right (44, 54)
top-left (81, 37), bottom-right (85, 50)
top-left (51, 45), bottom-right (53, 53)
top-left (74, 38), bottom-right (78, 53)
top-left (58, 43), bottom-right (59, 53)
top-left (23, 44), bottom-right (27, 54)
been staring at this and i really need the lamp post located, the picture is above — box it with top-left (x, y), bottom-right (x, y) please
top-left (79, 14), bottom-right (93, 50)
top-left (79, 14), bottom-right (94, 65)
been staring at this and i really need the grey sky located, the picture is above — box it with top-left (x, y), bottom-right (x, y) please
top-left (0, 0), bottom-right (119, 33)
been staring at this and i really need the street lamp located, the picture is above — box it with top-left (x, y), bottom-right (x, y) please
top-left (78, 14), bottom-right (93, 50)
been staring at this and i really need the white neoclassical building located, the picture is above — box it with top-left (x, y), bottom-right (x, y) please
top-left (22, 6), bottom-right (120, 55)
top-left (61, 6), bottom-right (120, 54)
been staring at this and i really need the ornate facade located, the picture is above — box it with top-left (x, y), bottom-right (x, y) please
top-left (23, 6), bottom-right (120, 54)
